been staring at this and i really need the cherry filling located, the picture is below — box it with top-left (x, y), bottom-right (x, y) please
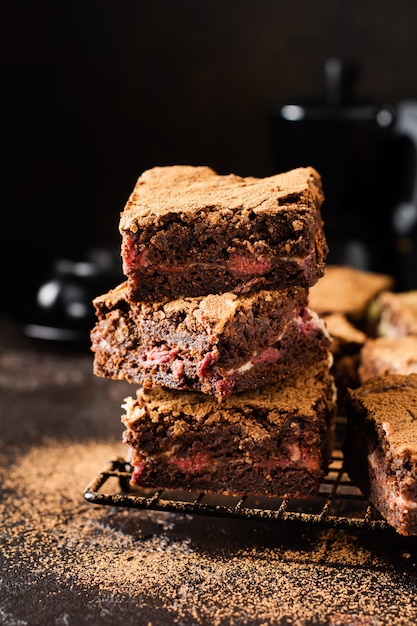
top-left (171, 359), bottom-right (185, 380)
top-left (196, 350), bottom-right (236, 396)
top-left (168, 451), bottom-right (213, 474)
top-left (226, 253), bottom-right (272, 276)
top-left (296, 307), bottom-right (324, 337)
top-left (196, 351), bottom-right (219, 378)
top-left (131, 461), bottom-right (146, 483)
top-left (250, 346), bottom-right (281, 366)
top-left (140, 346), bottom-right (185, 381)
top-left (122, 240), bottom-right (149, 274)
top-left (132, 444), bottom-right (321, 484)
top-left (123, 241), bottom-right (187, 274)
top-left (141, 346), bottom-right (179, 365)
top-left (300, 445), bottom-right (322, 472)
top-left (196, 345), bottom-right (283, 397)
top-left (140, 311), bottom-right (323, 398)
top-left (215, 378), bottom-right (236, 396)
top-left (123, 239), bottom-right (272, 278)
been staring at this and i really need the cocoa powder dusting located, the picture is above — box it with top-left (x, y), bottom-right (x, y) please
top-left (1, 438), bottom-right (417, 626)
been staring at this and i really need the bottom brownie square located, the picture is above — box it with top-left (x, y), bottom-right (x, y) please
top-left (344, 373), bottom-right (417, 536)
top-left (121, 360), bottom-right (336, 498)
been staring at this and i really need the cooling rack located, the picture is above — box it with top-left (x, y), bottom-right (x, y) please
top-left (83, 448), bottom-right (394, 532)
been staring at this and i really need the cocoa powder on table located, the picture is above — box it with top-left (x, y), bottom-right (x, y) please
top-left (1, 438), bottom-right (417, 626)
top-left (1, 321), bottom-right (417, 626)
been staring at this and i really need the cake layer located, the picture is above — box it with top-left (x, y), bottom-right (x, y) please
top-left (323, 313), bottom-right (367, 407)
top-left (119, 165), bottom-right (328, 301)
top-left (91, 282), bottom-right (331, 401)
top-left (122, 361), bottom-right (336, 498)
top-left (344, 373), bottom-right (417, 536)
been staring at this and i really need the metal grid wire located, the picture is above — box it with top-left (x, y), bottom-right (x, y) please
top-left (83, 449), bottom-right (394, 532)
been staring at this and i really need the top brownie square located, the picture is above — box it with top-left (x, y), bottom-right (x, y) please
top-left (119, 165), bottom-right (328, 302)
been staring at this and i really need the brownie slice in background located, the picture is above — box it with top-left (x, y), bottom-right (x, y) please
top-left (91, 282), bottom-right (331, 401)
top-left (344, 373), bottom-right (417, 536)
top-left (308, 264), bottom-right (394, 329)
top-left (308, 264), bottom-right (394, 402)
top-left (372, 290), bottom-right (417, 338)
top-left (320, 312), bottom-right (367, 407)
top-left (358, 336), bottom-right (417, 382)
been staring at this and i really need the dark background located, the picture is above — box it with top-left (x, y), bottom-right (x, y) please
top-left (2, 0), bottom-right (417, 317)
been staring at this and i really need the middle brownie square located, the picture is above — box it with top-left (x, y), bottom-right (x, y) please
top-left (91, 282), bottom-right (331, 401)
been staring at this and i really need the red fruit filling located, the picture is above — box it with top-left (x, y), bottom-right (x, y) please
top-left (123, 239), bottom-right (273, 278)
top-left (296, 307), bottom-right (323, 337)
top-left (171, 359), bottom-right (185, 380)
top-left (131, 461), bottom-right (146, 483)
top-left (250, 346), bottom-right (281, 366)
top-left (197, 345), bottom-right (283, 397)
top-left (169, 451), bottom-right (213, 474)
top-left (141, 346), bottom-right (179, 365)
top-left (227, 253), bottom-right (272, 276)
top-left (196, 351), bottom-right (219, 377)
top-left (215, 378), bottom-right (236, 396)
top-left (122, 241), bottom-right (149, 274)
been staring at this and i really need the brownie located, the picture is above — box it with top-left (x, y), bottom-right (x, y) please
top-left (308, 265), bottom-right (394, 328)
top-left (323, 313), bottom-right (367, 405)
top-left (344, 374), bottom-right (417, 535)
top-left (358, 336), bottom-right (417, 383)
top-left (119, 165), bottom-right (328, 301)
top-left (373, 290), bottom-right (417, 338)
top-left (121, 360), bottom-right (336, 498)
top-left (91, 282), bottom-right (331, 401)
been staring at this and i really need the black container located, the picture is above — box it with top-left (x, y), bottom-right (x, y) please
top-left (271, 59), bottom-right (417, 289)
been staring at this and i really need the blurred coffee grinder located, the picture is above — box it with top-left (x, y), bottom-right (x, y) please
top-left (271, 58), bottom-right (417, 289)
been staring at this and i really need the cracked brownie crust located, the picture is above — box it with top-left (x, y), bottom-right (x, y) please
top-left (121, 360), bottom-right (336, 498)
top-left (344, 373), bottom-right (417, 535)
top-left (119, 165), bottom-right (328, 301)
top-left (91, 282), bottom-right (331, 401)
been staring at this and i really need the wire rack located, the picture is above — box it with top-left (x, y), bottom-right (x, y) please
top-left (83, 448), bottom-right (394, 532)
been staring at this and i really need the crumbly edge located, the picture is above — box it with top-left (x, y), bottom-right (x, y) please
top-left (344, 382), bottom-right (417, 535)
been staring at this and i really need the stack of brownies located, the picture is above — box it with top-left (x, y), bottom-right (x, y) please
top-left (91, 165), bottom-right (337, 498)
